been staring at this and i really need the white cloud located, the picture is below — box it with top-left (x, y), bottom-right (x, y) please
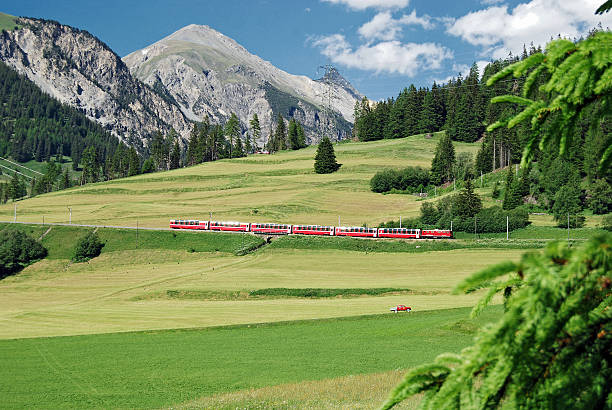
top-left (312, 34), bottom-right (452, 76)
top-left (480, 0), bottom-right (505, 4)
top-left (358, 11), bottom-right (433, 42)
top-left (447, 0), bottom-right (612, 59)
top-left (305, 7), bottom-right (311, 12)
top-left (321, 0), bottom-right (410, 11)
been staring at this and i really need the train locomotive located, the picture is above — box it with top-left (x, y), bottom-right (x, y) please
top-left (170, 219), bottom-right (452, 239)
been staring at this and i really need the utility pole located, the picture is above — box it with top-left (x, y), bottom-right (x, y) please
top-left (68, 206), bottom-right (72, 224)
top-left (13, 203), bottom-right (16, 222)
top-left (567, 213), bottom-right (570, 242)
top-left (136, 220), bottom-right (139, 249)
top-left (454, 179), bottom-right (456, 191)
top-left (338, 216), bottom-right (341, 227)
top-left (451, 220), bottom-right (453, 232)
top-left (506, 215), bottom-right (509, 240)
top-left (399, 216), bottom-right (402, 229)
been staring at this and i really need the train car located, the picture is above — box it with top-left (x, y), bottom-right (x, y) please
top-left (209, 221), bottom-right (250, 232)
top-left (170, 219), bottom-right (209, 230)
top-left (377, 228), bottom-right (420, 239)
top-left (421, 229), bottom-right (453, 239)
top-left (250, 223), bottom-right (292, 235)
top-left (335, 226), bottom-right (377, 238)
top-left (291, 225), bottom-right (335, 236)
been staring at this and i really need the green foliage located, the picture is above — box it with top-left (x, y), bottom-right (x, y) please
top-left (452, 179), bottom-right (482, 217)
top-left (314, 137), bottom-right (340, 174)
top-left (370, 167), bottom-right (430, 193)
top-left (248, 287), bottom-right (410, 298)
top-left (430, 133), bottom-right (456, 185)
top-left (0, 228), bottom-right (47, 278)
top-left (0, 61), bottom-right (123, 169)
top-left (224, 112), bottom-right (241, 158)
top-left (384, 234), bottom-right (612, 409)
top-left (552, 183), bottom-right (584, 227)
top-left (72, 231), bottom-right (104, 262)
top-left (601, 214), bottom-right (612, 231)
top-left (491, 180), bottom-right (500, 199)
top-left (486, 31), bottom-right (612, 172)
top-left (587, 179), bottom-right (612, 214)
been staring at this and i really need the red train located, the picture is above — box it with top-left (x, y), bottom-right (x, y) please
top-left (169, 219), bottom-right (452, 239)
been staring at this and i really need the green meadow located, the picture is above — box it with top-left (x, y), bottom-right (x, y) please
top-left (0, 135), bottom-right (598, 408)
top-left (0, 306), bottom-right (501, 408)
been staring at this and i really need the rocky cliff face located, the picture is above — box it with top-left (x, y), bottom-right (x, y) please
top-left (123, 25), bottom-right (362, 145)
top-left (0, 17), bottom-right (192, 149)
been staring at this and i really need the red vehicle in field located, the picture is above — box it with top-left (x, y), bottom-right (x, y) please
top-left (170, 220), bottom-right (209, 230)
top-left (377, 228), bottom-right (420, 239)
top-left (390, 305), bottom-right (411, 313)
top-left (291, 225), bottom-right (335, 236)
top-left (420, 229), bottom-right (453, 239)
top-left (250, 223), bottom-right (292, 235)
top-left (335, 226), bottom-right (377, 238)
top-left (209, 221), bottom-right (250, 232)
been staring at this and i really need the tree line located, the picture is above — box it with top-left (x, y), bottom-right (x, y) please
top-left (368, 28), bottom-right (611, 229)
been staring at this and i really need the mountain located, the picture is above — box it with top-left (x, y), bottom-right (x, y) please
top-left (0, 16), bottom-right (191, 150)
top-left (123, 24), bottom-right (362, 145)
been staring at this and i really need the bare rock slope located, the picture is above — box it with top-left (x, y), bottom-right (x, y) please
top-left (0, 17), bottom-right (192, 148)
top-left (123, 24), bottom-right (362, 144)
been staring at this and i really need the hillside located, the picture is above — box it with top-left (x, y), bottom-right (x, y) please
top-left (0, 133), bottom-right (479, 227)
top-left (0, 16), bottom-right (191, 147)
top-left (123, 24), bottom-right (361, 144)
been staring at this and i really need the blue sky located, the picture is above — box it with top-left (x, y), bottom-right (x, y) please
top-left (3, 0), bottom-right (611, 100)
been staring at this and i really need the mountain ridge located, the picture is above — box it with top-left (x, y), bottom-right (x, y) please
top-left (123, 24), bottom-right (362, 145)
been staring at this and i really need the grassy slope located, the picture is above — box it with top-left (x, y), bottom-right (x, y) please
top-left (0, 223), bottom-right (524, 339)
top-left (0, 12), bottom-right (19, 31)
top-left (0, 306), bottom-right (501, 408)
top-left (0, 134), bottom-right (480, 227)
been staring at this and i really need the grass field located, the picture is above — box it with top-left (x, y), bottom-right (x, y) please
top-left (0, 134), bottom-right (480, 228)
top-left (0, 306), bottom-right (502, 408)
top-left (0, 134), bottom-right (589, 408)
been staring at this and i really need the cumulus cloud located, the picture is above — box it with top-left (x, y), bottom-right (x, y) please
top-left (358, 11), bottom-right (433, 42)
top-left (311, 34), bottom-right (452, 76)
top-left (447, 0), bottom-right (612, 59)
top-left (321, 0), bottom-right (410, 11)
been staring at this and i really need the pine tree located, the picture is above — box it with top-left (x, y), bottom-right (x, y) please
top-left (453, 178), bottom-right (482, 217)
top-left (224, 113), bottom-right (241, 159)
top-left (314, 137), bottom-right (341, 174)
top-left (80, 146), bottom-right (99, 184)
top-left (169, 140), bottom-right (181, 169)
top-left (249, 113), bottom-right (261, 152)
top-left (403, 84), bottom-right (421, 136)
top-left (418, 83), bottom-right (444, 134)
top-left (272, 113), bottom-right (287, 152)
top-left (127, 147), bottom-right (140, 177)
top-left (288, 118), bottom-right (300, 150)
top-left (297, 122), bottom-right (306, 148)
top-left (430, 133), bottom-right (456, 185)
top-left (487, 30), bottom-right (612, 171)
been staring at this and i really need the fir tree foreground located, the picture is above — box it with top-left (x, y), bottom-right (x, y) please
top-left (383, 233), bottom-right (612, 409)
top-left (314, 137), bottom-right (341, 174)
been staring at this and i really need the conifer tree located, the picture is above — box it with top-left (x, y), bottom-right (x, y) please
top-left (487, 29), bottom-right (612, 171)
top-left (502, 165), bottom-right (514, 210)
top-left (314, 137), bottom-right (340, 174)
top-left (249, 113), bottom-right (261, 152)
top-left (169, 140), bottom-right (181, 170)
top-left (288, 118), bottom-right (300, 150)
top-left (297, 122), bottom-right (307, 148)
top-left (127, 147), bottom-right (140, 177)
top-left (453, 178), bottom-right (482, 217)
top-left (430, 133), bottom-right (456, 185)
top-left (224, 113), bottom-right (241, 159)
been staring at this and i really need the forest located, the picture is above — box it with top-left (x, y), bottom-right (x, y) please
top-left (360, 31), bottom-right (611, 231)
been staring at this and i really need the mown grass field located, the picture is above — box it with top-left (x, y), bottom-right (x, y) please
top-left (0, 306), bottom-right (502, 408)
top-left (0, 133), bottom-right (480, 227)
top-left (0, 223), bottom-right (525, 339)
top-left (1, 134), bottom-right (596, 408)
